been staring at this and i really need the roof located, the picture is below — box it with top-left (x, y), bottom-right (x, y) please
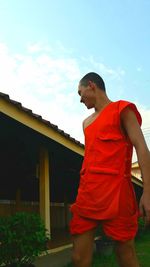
top-left (0, 92), bottom-right (84, 149)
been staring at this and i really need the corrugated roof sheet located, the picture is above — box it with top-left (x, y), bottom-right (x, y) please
top-left (0, 92), bottom-right (84, 148)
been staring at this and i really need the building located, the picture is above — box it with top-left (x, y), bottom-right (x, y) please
top-left (0, 92), bottom-right (84, 249)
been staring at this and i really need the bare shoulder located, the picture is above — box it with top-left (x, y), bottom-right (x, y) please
top-left (83, 113), bottom-right (95, 130)
top-left (120, 107), bottom-right (138, 124)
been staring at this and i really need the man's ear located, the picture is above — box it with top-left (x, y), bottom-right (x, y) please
top-left (88, 81), bottom-right (95, 90)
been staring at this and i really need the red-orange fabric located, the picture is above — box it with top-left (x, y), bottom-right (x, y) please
top-left (70, 176), bottom-right (139, 241)
top-left (70, 100), bottom-right (142, 234)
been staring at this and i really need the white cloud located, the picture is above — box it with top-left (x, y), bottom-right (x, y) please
top-left (0, 42), bottom-right (86, 142)
top-left (81, 55), bottom-right (125, 81)
top-left (27, 43), bottom-right (52, 53)
top-left (1, 42), bottom-right (149, 146)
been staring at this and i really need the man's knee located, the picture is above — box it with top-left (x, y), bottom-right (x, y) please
top-left (115, 239), bottom-right (139, 266)
top-left (115, 239), bottom-right (135, 253)
top-left (71, 229), bottom-right (95, 266)
top-left (72, 251), bottom-right (92, 267)
top-left (72, 251), bottom-right (81, 265)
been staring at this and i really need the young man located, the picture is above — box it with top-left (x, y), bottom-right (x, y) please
top-left (70, 72), bottom-right (150, 267)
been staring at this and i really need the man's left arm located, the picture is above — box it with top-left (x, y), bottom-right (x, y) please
top-left (121, 107), bottom-right (150, 225)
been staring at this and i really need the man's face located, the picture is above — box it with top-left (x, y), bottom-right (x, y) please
top-left (78, 82), bottom-right (95, 109)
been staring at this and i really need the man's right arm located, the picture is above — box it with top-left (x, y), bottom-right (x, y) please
top-left (121, 107), bottom-right (150, 225)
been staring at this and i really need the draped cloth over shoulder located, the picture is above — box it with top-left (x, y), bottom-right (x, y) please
top-left (71, 100), bottom-right (142, 220)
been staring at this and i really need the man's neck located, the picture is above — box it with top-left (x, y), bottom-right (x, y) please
top-left (95, 97), bottom-right (112, 113)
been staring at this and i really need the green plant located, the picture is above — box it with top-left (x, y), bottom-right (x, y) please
top-left (138, 217), bottom-right (145, 230)
top-left (0, 212), bottom-right (50, 267)
top-left (136, 217), bottom-right (146, 239)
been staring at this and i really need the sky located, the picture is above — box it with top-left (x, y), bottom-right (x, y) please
top-left (0, 0), bottom-right (150, 160)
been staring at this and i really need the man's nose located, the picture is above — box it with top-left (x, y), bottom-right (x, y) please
top-left (80, 97), bottom-right (83, 103)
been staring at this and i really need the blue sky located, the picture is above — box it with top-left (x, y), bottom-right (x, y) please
top-left (0, 0), bottom-right (150, 153)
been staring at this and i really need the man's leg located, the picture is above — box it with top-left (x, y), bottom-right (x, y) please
top-left (115, 239), bottom-right (139, 267)
top-left (71, 228), bottom-right (95, 267)
top-left (102, 178), bottom-right (140, 267)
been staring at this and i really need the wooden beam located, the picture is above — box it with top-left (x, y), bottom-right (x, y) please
top-left (39, 147), bottom-right (50, 234)
top-left (132, 176), bottom-right (143, 187)
top-left (0, 98), bottom-right (84, 156)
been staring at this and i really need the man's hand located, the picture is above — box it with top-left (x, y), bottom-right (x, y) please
top-left (139, 192), bottom-right (150, 225)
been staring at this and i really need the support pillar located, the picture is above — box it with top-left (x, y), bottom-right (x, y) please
top-left (39, 146), bottom-right (50, 235)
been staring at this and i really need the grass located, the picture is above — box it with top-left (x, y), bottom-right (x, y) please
top-left (135, 230), bottom-right (150, 267)
top-left (63, 230), bottom-right (150, 267)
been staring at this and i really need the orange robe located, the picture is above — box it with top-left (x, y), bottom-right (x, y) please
top-left (71, 100), bottom-right (142, 220)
